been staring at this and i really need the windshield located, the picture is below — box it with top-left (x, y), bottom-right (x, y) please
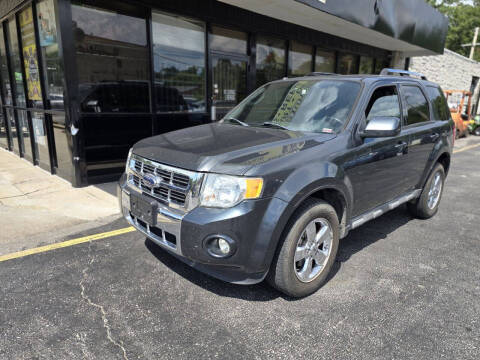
top-left (223, 79), bottom-right (361, 133)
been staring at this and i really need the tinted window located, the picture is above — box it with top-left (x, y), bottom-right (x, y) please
top-left (426, 86), bottom-right (450, 121)
top-left (402, 86), bottom-right (430, 125)
top-left (152, 11), bottom-right (205, 113)
top-left (288, 41), bottom-right (312, 76)
top-left (225, 80), bottom-right (361, 133)
top-left (365, 86), bottom-right (400, 122)
top-left (36, 0), bottom-right (65, 110)
top-left (72, 3), bottom-right (150, 113)
top-left (338, 53), bottom-right (358, 74)
top-left (315, 49), bottom-right (335, 73)
top-left (359, 56), bottom-right (374, 74)
top-left (256, 36), bottom-right (285, 87)
top-left (210, 26), bottom-right (246, 54)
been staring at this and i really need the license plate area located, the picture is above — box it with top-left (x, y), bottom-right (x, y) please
top-left (130, 193), bottom-right (158, 226)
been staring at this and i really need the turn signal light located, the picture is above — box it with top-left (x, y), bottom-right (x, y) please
top-left (245, 178), bottom-right (263, 199)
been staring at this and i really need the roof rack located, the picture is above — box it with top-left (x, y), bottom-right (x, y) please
top-left (380, 68), bottom-right (427, 80)
top-left (306, 72), bottom-right (338, 76)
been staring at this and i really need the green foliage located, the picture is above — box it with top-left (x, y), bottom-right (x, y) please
top-left (427, 1), bottom-right (480, 61)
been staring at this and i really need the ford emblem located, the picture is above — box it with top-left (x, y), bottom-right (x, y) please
top-left (142, 173), bottom-right (161, 187)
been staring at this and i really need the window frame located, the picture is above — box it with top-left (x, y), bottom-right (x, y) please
top-left (399, 83), bottom-right (433, 128)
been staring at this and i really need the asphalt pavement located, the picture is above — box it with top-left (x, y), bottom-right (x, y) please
top-left (1, 140), bottom-right (479, 359)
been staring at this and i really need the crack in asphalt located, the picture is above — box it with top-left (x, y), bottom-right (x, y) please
top-left (79, 242), bottom-right (129, 360)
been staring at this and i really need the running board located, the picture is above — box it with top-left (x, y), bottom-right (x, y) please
top-left (349, 189), bottom-right (422, 230)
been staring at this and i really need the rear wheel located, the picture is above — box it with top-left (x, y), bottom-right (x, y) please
top-left (267, 199), bottom-right (339, 297)
top-left (407, 163), bottom-right (445, 219)
top-left (474, 127), bottom-right (480, 136)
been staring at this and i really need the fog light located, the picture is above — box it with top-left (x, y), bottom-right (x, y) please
top-left (218, 238), bottom-right (230, 254)
top-left (204, 235), bottom-right (236, 258)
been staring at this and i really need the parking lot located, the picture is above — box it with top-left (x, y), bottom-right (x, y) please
top-left (1, 140), bottom-right (479, 360)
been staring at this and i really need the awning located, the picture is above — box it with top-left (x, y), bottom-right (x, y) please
top-left (218, 0), bottom-right (448, 56)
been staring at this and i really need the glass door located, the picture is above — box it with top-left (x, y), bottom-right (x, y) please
top-left (211, 56), bottom-right (247, 120)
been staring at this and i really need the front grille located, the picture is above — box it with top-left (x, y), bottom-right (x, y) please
top-left (129, 156), bottom-right (194, 207)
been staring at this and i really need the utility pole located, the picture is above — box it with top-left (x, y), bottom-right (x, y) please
top-left (462, 27), bottom-right (480, 60)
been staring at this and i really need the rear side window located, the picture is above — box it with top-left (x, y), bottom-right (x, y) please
top-left (426, 86), bottom-right (450, 120)
top-left (401, 85), bottom-right (430, 125)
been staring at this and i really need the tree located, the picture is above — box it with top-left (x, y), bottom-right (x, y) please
top-left (426, 1), bottom-right (480, 61)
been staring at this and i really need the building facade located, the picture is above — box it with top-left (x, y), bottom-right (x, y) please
top-left (409, 48), bottom-right (480, 115)
top-left (0, 0), bottom-right (447, 186)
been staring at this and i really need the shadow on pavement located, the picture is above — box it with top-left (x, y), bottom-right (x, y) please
top-left (145, 206), bottom-right (413, 301)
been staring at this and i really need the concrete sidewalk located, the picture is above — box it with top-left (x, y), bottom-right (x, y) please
top-left (0, 149), bottom-right (120, 255)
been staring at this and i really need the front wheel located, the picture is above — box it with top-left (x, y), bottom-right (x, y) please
top-left (267, 199), bottom-right (339, 298)
top-left (407, 163), bottom-right (445, 219)
top-left (474, 127), bottom-right (480, 136)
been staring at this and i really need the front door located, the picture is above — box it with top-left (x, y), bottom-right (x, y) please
top-left (346, 84), bottom-right (412, 217)
top-left (211, 56), bottom-right (247, 120)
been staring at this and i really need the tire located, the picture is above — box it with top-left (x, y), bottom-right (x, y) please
top-left (455, 129), bottom-right (460, 139)
top-left (407, 163), bottom-right (445, 219)
top-left (267, 198), bottom-right (339, 298)
top-left (474, 127), bottom-right (480, 136)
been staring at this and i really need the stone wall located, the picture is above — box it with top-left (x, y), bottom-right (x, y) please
top-left (410, 49), bottom-right (480, 113)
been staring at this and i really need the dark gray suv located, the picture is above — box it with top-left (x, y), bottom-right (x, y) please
top-left (118, 69), bottom-right (453, 297)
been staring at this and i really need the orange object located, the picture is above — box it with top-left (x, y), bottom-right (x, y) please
top-left (444, 90), bottom-right (472, 139)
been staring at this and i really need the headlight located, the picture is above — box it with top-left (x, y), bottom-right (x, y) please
top-left (125, 148), bottom-right (133, 173)
top-left (200, 174), bottom-right (263, 208)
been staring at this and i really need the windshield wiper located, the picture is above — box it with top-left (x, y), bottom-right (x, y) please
top-left (261, 122), bottom-right (290, 130)
top-left (225, 117), bottom-right (249, 127)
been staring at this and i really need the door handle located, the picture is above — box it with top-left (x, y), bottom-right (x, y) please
top-left (395, 141), bottom-right (408, 155)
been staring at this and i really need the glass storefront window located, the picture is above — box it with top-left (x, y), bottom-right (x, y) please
top-left (359, 56), bottom-right (374, 74)
top-left (36, 0), bottom-right (64, 110)
top-left (288, 41), bottom-right (312, 76)
top-left (7, 17), bottom-right (27, 108)
top-left (210, 26), bottom-right (247, 55)
top-left (337, 53), bottom-right (359, 74)
top-left (315, 49), bottom-right (335, 73)
top-left (374, 58), bottom-right (387, 74)
top-left (19, 6), bottom-right (43, 109)
top-left (0, 27), bottom-right (12, 106)
top-left (72, 2), bottom-right (150, 113)
top-left (256, 36), bottom-right (285, 87)
top-left (152, 11), bottom-right (205, 113)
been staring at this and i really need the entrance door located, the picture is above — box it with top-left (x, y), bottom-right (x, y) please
top-left (211, 56), bottom-right (247, 120)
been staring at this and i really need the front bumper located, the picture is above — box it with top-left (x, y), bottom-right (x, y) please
top-left (117, 173), bottom-right (288, 284)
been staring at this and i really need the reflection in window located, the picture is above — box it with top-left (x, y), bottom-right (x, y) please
top-left (7, 17), bottom-right (27, 107)
top-left (374, 58), bottom-right (387, 74)
top-left (0, 26), bottom-right (12, 105)
top-left (402, 86), bottom-right (430, 125)
top-left (426, 86), bottom-right (450, 121)
top-left (288, 41), bottom-right (312, 76)
top-left (36, 0), bottom-right (64, 110)
top-left (152, 11), bottom-right (205, 113)
top-left (210, 26), bottom-right (247, 54)
top-left (72, 3), bottom-right (150, 113)
top-left (256, 36), bottom-right (285, 87)
top-left (359, 56), bottom-right (374, 74)
top-left (365, 86), bottom-right (400, 122)
top-left (338, 53), bottom-right (359, 74)
top-left (315, 49), bottom-right (335, 73)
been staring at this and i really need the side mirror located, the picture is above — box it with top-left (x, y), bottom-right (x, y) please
top-left (360, 116), bottom-right (401, 138)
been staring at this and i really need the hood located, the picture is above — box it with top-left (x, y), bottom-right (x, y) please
top-left (132, 123), bottom-right (336, 175)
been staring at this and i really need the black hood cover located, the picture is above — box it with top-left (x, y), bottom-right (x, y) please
top-left (132, 123), bottom-right (335, 175)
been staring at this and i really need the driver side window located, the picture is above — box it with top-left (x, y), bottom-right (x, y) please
top-left (365, 86), bottom-right (401, 123)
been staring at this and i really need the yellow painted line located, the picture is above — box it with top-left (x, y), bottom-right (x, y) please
top-left (453, 143), bottom-right (480, 154)
top-left (0, 226), bottom-right (135, 263)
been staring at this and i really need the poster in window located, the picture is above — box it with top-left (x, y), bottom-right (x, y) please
top-left (20, 7), bottom-right (42, 101)
top-left (37, 0), bottom-right (57, 47)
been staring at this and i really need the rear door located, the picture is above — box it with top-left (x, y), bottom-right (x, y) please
top-left (399, 84), bottom-right (440, 189)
